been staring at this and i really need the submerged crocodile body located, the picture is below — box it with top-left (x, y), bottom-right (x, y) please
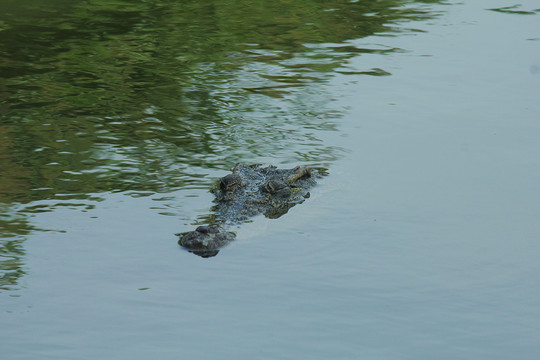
top-left (178, 164), bottom-right (322, 257)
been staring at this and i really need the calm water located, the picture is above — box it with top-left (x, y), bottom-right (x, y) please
top-left (1, 0), bottom-right (540, 358)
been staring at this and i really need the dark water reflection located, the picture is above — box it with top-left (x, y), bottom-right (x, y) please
top-left (0, 0), bottom-right (442, 285)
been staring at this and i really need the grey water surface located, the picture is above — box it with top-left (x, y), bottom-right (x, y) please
top-left (1, 0), bottom-right (540, 359)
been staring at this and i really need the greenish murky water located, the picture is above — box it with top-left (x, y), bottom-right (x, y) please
top-left (1, 0), bottom-right (540, 358)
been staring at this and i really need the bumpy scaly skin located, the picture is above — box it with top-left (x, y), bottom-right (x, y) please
top-left (213, 164), bottom-right (316, 222)
top-left (179, 225), bottom-right (235, 250)
top-left (178, 164), bottom-right (321, 255)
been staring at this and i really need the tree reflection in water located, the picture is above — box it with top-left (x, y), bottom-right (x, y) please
top-left (0, 0), bottom-right (443, 278)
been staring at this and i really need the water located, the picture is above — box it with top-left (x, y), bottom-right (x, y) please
top-left (1, 0), bottom-right (540, 358)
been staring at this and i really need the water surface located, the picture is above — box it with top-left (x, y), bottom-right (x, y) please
top-left (1, 0), bottom-right (540, 359)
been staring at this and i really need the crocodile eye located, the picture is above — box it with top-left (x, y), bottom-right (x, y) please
top-left (261, 180), bottom-right (291, 197)
top-left (220, 174), bottom-right (241, 192)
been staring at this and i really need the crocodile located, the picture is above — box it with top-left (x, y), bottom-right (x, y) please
top-left (178, 164), bottom-right (323, 257)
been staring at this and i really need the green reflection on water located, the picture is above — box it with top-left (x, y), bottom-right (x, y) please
top-left (0, 207), bottom-right (29, 291)
top-left (488, 5), bottom-right (540, 15)
top-left (0, 0), bottom-right (440, 203)
top-left (0, 0), bottom-right (443, 285)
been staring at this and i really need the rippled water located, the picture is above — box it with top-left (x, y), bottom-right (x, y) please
top-left (1, 0), bottom-right (540, 359)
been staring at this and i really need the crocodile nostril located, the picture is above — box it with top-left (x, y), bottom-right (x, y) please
top-left (195, 226), bottom-right (210, 234)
